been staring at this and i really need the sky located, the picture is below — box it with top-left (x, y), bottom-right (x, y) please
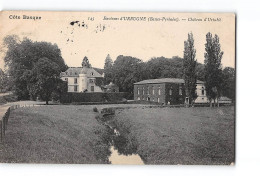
top-left (0, 12), bottom-right (235, 70)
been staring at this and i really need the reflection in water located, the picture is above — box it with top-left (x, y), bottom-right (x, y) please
top-left (97, 108), bottom-right (145, 165)
top-left (109, 146), bottom-right (144, 165)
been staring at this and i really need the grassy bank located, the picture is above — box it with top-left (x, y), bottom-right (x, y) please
top-left (0, 105), bottom-right (112, 163)
top-left (112, 106), bottom-right (235, 165)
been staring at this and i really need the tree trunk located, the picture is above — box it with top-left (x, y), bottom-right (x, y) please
top-left (213, 99), bottom-right (216, 107)
top-left (217, 97), bottom-right (219, 107)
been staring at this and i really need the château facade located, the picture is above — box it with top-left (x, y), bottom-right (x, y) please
top-left (60, 66), bottom-right (103, 93)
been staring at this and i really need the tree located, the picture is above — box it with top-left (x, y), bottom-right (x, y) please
top-left (28, 57), bottom-right (64, 105)
top-left (0, 69), bottom-right (8, 92)
top-left (222, 67), bottom-right (235, 101)
top-left (111, 55), bottom-right (144, 93)
top-left (195, 63), bottom-right (205, 81)
top-left (82, 56), bottom-right (91, 68)
top-left (3, 35), bottom-right (67, 100)
top-left (104, 54), bottom-right (114, 84)
top-left (204, 32), bottom-right (223, 107)
top-left (144, 56), bottom-right (183, 79)
top-left (183, 32), bottom-right (197, 105)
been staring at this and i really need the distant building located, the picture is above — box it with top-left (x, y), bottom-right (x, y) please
top-left (134, 78), bottom-right (208, 105)
top-left (218, 96), bottom-right (232, 104)
top-left (60, 66), bottom-right (103, 92)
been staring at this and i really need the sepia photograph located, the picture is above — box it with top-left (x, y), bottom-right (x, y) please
top-left (0, 11), bottom-right (235, 165)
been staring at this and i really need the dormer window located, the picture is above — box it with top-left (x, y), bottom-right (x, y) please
top-left (91, 72), bottom-right (94, 76)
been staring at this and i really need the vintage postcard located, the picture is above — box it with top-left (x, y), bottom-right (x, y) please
top-left (0, 11), bottom-right (235, 165)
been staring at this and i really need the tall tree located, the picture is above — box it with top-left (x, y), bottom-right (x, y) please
top-left (3, 35), bottom-right (67, 100)
top-left (82, 56), bottom-right (91, 68)
top-left (183, 32), bottom-right (197, 105)
top-left (204, 32), bottom-right (223, 107)
top-left (104, 54), bottom-right (114, 84)
top-left (111, 55), bottom-right (144, 93)
top-left (28, 57), bottom-right (64, 105)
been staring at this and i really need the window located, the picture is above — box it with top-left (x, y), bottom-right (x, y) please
top-left (137, 97), bottom-right (140, 100)
top-left (74, 78), bottom-right (77, 84)
top-left (169, 89), bottom-right (172, 95)
top-left (152, 87), bottom-right (155, 95)
top-left (91, 72), bottom-right (94, 76)
top-left (137, 88), bottom-right (140, 95)
top-left (143, 87), bottom-right (145, 95)
top-left (74, 86), bottom-right (78, 92)
top-left (91, 86), bottom-right (94, 92)
top-left (90, 79), bottom-right (95, 83)
top-left (179, 86), bottom-right (182, 95)
top-left (158, 87), bottom-right (161, 95)
top-left (157, 98), bottom-right (160, 102)
top-left (147, 87), bottom-right (150, 95)
top-left (201, 87), bottom-right (205, 95)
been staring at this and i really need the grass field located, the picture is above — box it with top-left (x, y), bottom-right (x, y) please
top-left (111, 106), bottom-right (235, 165)
top-left (0, 105), bottom-right (112, 163)
top-left (0, 105), bottom-right (235, 164)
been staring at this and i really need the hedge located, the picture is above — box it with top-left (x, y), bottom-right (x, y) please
top-left (60, 92), bottom-right (131, 104)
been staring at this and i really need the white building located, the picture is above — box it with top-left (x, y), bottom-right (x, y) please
top-left (60, 66), bottom-right (103, 92)
top-left (194, 81), bottom-right (208, 103)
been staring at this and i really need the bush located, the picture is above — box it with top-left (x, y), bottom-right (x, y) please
top-left (93, 107), bottom-right (98, 112)
top-left (60, 92), bottom-right (131, 104)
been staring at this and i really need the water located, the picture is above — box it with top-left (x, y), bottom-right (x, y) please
top-left (97, 109), bottom-right (144, 165)
top-left (109, 127), bottom-right (144, 164)
top-left (109, 146), bottom-right (144, 165)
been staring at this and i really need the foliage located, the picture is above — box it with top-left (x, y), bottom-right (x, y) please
top-left (183, 32), bottom-right (197, 104)
top-left (93, 107), bottom-right (98, 112)
top-left (28, 57), bottom-right (66, 104)
top-left (95, 77), bottom-right (104, 87)
top-left (222, 67), bottom-right (235, 101)
top-left (144, 56), bottom-right (183, 79)
top-left (204, 32), bottom-right (223, 106)
top-left (60, 92), bottom-right (129, 103)
top-left (111, 55), bottom-right (144, 93)
top-left (196, 63), bottom-right (205, 81)
top-left (103, 54), bottom-right (114, 85)
top-left (0, 69), bottom-right (8, 92)
top-left (82, 56), bottom-right (92, 68)
top-left (3, 35), bottom-right (67, 100)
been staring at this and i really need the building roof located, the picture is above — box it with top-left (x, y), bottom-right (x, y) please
top-left (134, 78), bottom-right (204, 85)
top-left (219, 96), bottom-right (232, 101)
top-left (60, 67), bottom-right (103, 77)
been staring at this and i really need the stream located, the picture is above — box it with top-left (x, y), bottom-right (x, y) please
top-left (96, 108), bottom-right (144, 165)
top-left (108, 128), bottom-right (144, 165)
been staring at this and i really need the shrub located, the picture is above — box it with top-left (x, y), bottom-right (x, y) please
top-left (93, 107), bottom-right (98, 112)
